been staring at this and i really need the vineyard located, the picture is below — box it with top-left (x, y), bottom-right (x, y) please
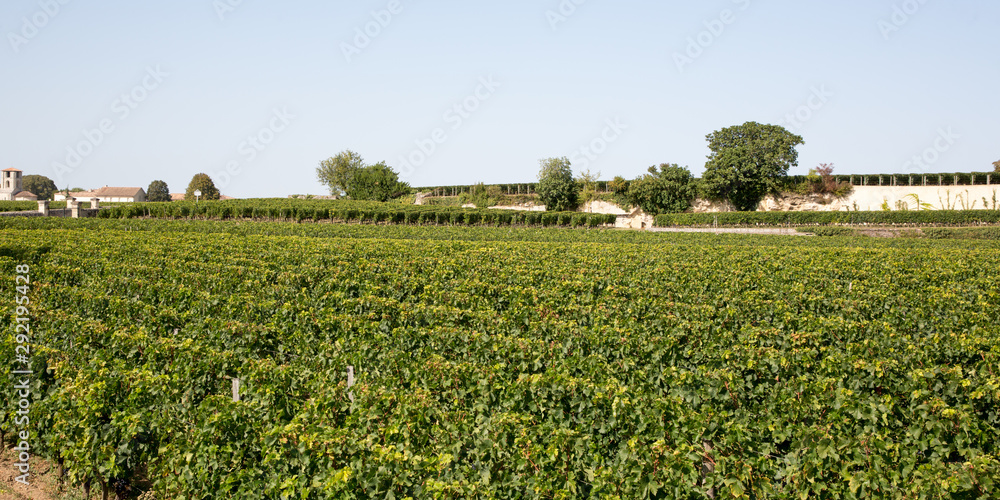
top-left (94, 199), bottom-right (617, 228)
top-left (654, 210), bottom-right (1000, 228)
top-left (88, 198), bottom-right (1000, 229)
top-left (2, 219), bottom-right (999, 499)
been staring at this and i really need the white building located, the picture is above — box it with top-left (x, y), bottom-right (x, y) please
top-left (54, 186), bottom-right (147, 203)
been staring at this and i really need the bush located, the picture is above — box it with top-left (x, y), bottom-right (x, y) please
top-left (625, 164), bottom-right (696, 214)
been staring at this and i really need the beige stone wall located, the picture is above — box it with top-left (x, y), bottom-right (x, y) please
top-left (578, 200), bottom-right (629, 215)
top-left (487, 203), bottom-right (546, 212)
top-left (837, 185), bottom-right (999, 211)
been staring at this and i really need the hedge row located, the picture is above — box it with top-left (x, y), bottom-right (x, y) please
top-left (801, 226), bottom-right (1000, 240)
top-left (97, 201), bottom-right (617, 228)
top-left (0, 201), bottom-right (69, 212)
top-left (656, 209), bottom-right (1000, 227)
top-left (778, 172), bottom-right (997, 187)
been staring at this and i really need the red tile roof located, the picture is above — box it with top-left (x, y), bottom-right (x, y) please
top-left (65, 191), bottom-right (98, 199)
top-left (94, 187), bottom-right (144, 197)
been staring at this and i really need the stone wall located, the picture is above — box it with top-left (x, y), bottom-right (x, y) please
top-left (835, 185), bottom-right (999, 212)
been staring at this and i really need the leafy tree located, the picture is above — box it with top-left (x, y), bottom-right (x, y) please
top-left (22, 175), bottom-right (57, 200)
top-left (626, 164), bottom-right (696, 215)
top-left (993, 160), bottom-right (1000, 173)
top-left (317, 150), bottom-right (365, 196)
top-left (344, 162), bottom-right (411, 202)
top-left (185, 173), bottom-right (220, 201)
top-left (701, 122), bottom-right (804, 211)
top-left (575, 169), bottom-right (602, 206)
top-left (537, 157), bottom-right (577, 212)
top-left (146, 180), bottom-right (171, 202)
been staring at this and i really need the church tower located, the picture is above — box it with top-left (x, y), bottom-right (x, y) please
top-left (0, 168), bottom-right (23, 201)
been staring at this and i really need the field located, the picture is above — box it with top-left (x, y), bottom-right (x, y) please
top-left (2, 218), bottom-right (999, 499)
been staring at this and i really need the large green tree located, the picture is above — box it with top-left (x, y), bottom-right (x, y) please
top-left (701, 122), bottom-right (804, 211)
top-left (185, 173), bottom-right (220, 201)
top-left (146, 180), bottom-right (171, 202)
top-left (537, 157), bottom-right (578, 212)
top-left (22, 175), bottom-right (57, 200)
top-left (627, 164), bottom-right (696, 215)
top-left (317, 150), bottom-right (365, 196)
top-left (993, 160), bottom-right (1000, 173)
top-left (344, 162), bottom-right (411, 202)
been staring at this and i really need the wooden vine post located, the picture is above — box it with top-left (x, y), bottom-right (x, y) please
top-left (702, 440), bottom-right (716, 499)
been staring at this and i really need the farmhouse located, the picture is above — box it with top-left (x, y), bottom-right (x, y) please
top-left (54, 186), bottom-right (147, 203)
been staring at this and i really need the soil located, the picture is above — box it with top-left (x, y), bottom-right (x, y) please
top-left (0, 445), bottom-right (67, 500)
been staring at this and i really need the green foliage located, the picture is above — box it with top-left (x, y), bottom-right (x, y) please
top-left (317, 151), bottom-right (411, 202)
top-left (793, 164), bottom-right (854, 198)
top-left (344, 162), bottom-right (411, 202)
top-left (903, 193), bottom-right (934, 211)
top-left (702, 122), bottom-right (805, 211)
top-left (185, 173), bottom-right (220, 201)
top-left (316, 150), bottom-right (365, 197)
top-left (424, 196), bottom-right (463, 207)
top-left (459, 183), bottom-right (503, 208)
top-left (2, 221), bottom-right (999, 498)
top-left (91, 198), bottom-right (617, 229)
top-left (608, 176), bottom-right (631, 210)
top-left (536, 157), bottom-right (578, 212)
top-left (799, 227), bottom-right (859, 237)
top-left (994, 160), bottom-right (1000, 173)
top-left (575, 169), bottom-right (601, 206)
top-left (922, 227), bottom-right (1000, 240)
top-left (656, 209), bottom-right (1000, 227)
top-left (625, 164), bottom-right (696, 215)
top-left (0, 201), bottom-right (66, 212)
top-left (146, 180), bottom-right (171, 202)
top-left (22, 175), bottom-right (57, 200)
top-left (804, 227), bottom-right (1000, 240)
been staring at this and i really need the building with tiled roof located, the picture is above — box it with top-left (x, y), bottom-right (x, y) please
top-left (54, 186), bottom-right (146, 203)
top-left (0, 168), bottom-right (25, 201)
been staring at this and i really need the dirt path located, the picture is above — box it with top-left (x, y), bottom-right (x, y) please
top-left (0, 446), bottom-right (71, 500)
top-left (649, 227), bottom-right (811, 236)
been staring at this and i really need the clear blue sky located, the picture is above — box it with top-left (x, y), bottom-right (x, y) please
top-left (2, 0), bottom-right (997, 198)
